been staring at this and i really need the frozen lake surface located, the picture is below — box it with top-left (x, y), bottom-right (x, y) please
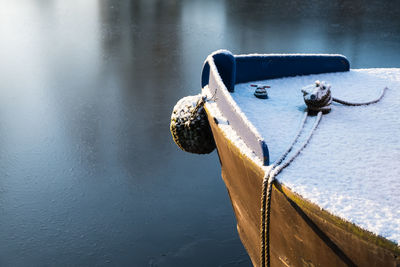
top-left (0, 0), bottom-right (399, 265)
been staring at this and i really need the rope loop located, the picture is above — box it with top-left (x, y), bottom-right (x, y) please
top-left (260, 83), bottom-right (388, 266)
top-left (260, 111), bottom-right (322, 267)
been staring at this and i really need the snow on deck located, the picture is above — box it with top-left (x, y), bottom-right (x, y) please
top-left (231, 69), bottom-right (400, 245)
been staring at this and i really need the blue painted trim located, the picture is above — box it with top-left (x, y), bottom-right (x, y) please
top-left (201, 50), bottom-right (350, 166)
top-left (261, 141), bottom-right (269, 166)
top-left (201, 50), bottom-right (236, 92)
top-left (212, 51), bottom-right (236, 92)
top-left (207, 63), bottom-right (267, 165)
top-left (235, 55), bottom-right (350, 84)
top-left (201, 61), bottom-right (210, 89)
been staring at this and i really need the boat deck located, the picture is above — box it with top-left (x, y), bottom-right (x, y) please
top-left (230, 68), bottom-right (400, 245)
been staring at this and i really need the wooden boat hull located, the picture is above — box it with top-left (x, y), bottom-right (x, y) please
top-left (201, 50), bottom-right (400, 266)
top-left (207, 112), bottom-right (400, 266)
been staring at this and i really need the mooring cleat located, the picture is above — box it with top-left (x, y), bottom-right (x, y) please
top-left (254, 88), bottom-right (268, 99)
top-left (254, 86), bottom-right (269, 99)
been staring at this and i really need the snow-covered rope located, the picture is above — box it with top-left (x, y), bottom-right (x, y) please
top-left (260, 111), bottom-right (322, 267)
top-left (333, 87), bottom-right (387, 106)
top-left (275, 111), bottom-right (308, 167)
top-left (260, 111), bottom-right (308, 266)
top-left (302, 81), bottom-right (387, 113)
top-left (260, 82), bottom-right (388, 267)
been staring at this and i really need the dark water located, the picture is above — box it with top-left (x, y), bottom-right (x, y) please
top-left (0, 0), bottom-right (399, 266)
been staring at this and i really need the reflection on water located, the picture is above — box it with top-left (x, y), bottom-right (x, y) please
top-left (0, 0), bottom-right (399, 266)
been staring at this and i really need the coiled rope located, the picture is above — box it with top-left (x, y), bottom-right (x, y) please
top-left (260, 85), bottom-right (387, 267)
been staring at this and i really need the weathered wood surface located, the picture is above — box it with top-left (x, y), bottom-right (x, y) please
top-left (206, 107), bottom-right (400, 267)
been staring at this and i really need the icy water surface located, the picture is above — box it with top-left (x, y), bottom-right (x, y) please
top-left (0, 0), bottom-right (399, 266)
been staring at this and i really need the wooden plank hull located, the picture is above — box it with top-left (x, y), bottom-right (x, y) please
top-left (206, 108), bottom-right (400, 267)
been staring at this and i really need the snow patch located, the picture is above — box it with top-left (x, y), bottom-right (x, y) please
top-left (231, 68), bottom-right (400, 245)
top-left (203, 86), bottom-right (266, 169)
